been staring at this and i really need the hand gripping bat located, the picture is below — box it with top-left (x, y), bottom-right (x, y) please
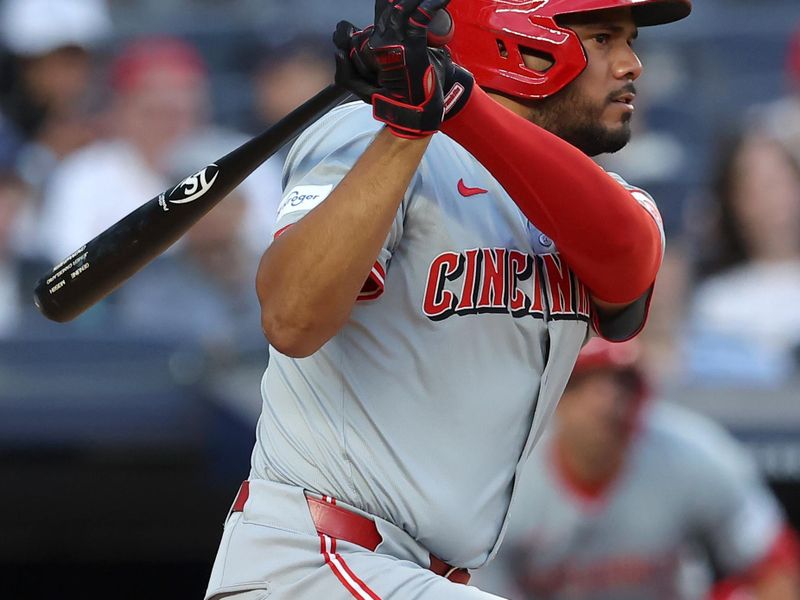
top-left (34, 10), bottom-right (453, 322)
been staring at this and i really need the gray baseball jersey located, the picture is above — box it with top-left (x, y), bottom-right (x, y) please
top-left (247, 101), bottom-right (661, 569)
top-left (471, 403), bottom-right (786, 600)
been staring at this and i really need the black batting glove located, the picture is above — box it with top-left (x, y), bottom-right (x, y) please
top-left (333, 0), bottom-right (449, 139)
top-left (427, 46), bottom-right (474, 122)
top-left (334, 23), bottom-right (378, 104)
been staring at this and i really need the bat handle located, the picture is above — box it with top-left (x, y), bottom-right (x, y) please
top-left (428, 9), bottom-right (454, 47)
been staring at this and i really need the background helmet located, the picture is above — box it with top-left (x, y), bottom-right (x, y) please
top-left (448, 0), bottom-right (692, 100)
top-left (569, 337), bottom-right (648, 404)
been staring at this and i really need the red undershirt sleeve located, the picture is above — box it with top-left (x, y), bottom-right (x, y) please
top-left (441, 87), bottom-right (664, 305)
top-left (710, 526), bottom-right (800, 599)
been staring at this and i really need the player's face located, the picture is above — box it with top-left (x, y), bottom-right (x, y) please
top-left (529, 8), bottom-right (642, 156)
top-left (557, 369), bottom-right (640, 453)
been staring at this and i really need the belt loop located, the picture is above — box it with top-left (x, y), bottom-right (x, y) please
top-left (443, 566), bottom-right (459, 579)
top-left (447, 568), bottom-right (472, 585)
top-left (232, 480), bottom-right (250, 513)
top-left (429, 553), bottom-right (471, 585)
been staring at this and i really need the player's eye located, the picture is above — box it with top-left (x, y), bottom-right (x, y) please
top-left (593, 33), bottom-right (611, 45)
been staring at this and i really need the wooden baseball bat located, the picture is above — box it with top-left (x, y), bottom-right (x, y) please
top-left (33, 10), bottom-right (455, 323)
top-left (34, 84), bottom-right (349, 322)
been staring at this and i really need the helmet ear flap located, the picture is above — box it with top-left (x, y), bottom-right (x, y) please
top-left (499, 15), bottom-right (588, 98)
top-left (517, 46), bottom-right (555, 73)
top-left (449, 5), bottom-right (590, 100)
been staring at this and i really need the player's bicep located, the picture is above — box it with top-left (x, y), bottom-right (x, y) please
top-left (272, 184), bottom-right (407, 303)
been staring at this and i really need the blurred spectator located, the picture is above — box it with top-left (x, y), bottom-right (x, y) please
top-left (685, 132), bottom-right (800, 384)
top-left (250, 35), bottom-right (333, 129)
top-left (473, 339), bottom-right (800, 600)
top-left (0, 0), bottom-right (111, 264)
top-left (34, 36), bottom-right (208, 263)
top-left (167, 127), bottom-right (283, 261)
top-left (114, 132), bottom-right (266, 360)
top-left (34, 36), bottom-right (281, 267)
top-left (0, 0), bottom-right (111, 186)
top-left (0, 170), bottom-right (33, 334)
top-left (114, 190), bottom-right (264, 362)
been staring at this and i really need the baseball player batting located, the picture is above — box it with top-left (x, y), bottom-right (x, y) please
top-left (204, 0), bottom-right (691, 599)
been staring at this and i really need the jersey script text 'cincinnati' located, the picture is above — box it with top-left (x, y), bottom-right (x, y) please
top-left (423, 249), bottom-right (591, 322)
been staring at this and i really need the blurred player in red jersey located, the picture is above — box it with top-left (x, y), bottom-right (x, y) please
top-left (474, 339), bottom-right (800, 600)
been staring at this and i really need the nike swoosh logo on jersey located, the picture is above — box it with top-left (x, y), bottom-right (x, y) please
top-left (457, 179), bottom-right (488, 197)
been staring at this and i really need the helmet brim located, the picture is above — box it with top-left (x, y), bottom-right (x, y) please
top-left (555, 0), bottom-right (691, 27)
top-left (631, 0), bottom-right (692, 26)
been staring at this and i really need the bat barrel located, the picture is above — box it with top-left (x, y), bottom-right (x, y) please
top-left (33, 195), bottom-right (210, 322)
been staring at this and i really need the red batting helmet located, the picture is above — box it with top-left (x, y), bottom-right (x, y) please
top-left (570, 338), bottom-right (648, 402)
top-left (448, 0), bottom-right (692, 100)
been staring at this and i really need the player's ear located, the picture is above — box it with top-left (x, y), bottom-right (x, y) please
top-left (520, 47), bottom-right (554, 73)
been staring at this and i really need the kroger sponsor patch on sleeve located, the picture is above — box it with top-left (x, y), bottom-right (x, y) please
top-left (276, 184), bottom-right (333, 221)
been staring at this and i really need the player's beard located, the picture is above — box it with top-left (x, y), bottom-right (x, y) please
top-left (529, 84), bottom-right (634, 157)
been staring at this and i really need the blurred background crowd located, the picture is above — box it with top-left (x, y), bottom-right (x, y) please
top-left (1, 0), bottom-right (800, 598)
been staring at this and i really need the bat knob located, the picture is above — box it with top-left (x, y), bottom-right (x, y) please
top-left (427, 9), bottom-right (454, 48)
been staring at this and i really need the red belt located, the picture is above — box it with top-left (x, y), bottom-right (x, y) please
top-left (232, 481), bottom-right (470, 585)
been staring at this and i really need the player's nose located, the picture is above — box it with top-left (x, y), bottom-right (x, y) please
top-left (613, 46), bottom-right (643, 81)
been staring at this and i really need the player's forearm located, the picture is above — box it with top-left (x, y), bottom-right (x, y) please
top-left (441, 87), bottom-right (662, 304)
top-left (753, 568), bottom-right (800, 600)
top-left (257, 128), bottom-right (430, 357)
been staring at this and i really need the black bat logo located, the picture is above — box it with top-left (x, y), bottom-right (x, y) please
top-left (167, 164), bottom-right (220, 204)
